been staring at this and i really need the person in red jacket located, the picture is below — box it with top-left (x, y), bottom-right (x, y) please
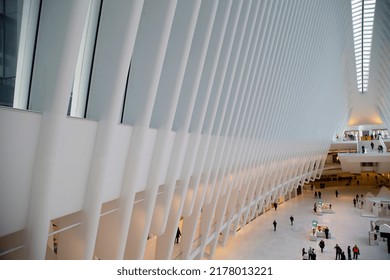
top-left (352, 245), bottom-right (360, 260)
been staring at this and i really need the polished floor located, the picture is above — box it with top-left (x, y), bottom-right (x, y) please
top-left (212, 173), bottom-right (390, 260)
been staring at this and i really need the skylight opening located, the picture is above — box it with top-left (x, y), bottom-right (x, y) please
top-left (351, 0), bottom-right (376, 93)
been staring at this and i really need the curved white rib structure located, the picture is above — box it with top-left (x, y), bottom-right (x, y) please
top-left (4, 0), bottom-right (390, 260)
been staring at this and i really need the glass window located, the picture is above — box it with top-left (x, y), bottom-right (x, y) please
top-left (0, 0), bottom-right (24, 107)
top-left (351, 0), bottom-right (376, 93)
top-left (372, 129), bottom-right (389, 139)
top-left (344, 130), bottom-right (359, 141)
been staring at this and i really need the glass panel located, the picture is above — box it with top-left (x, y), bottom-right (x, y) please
top-left (0, 0), bottom-right (24, 107)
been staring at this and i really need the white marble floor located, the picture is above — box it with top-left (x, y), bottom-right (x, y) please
top-left (212, 174), bottom-right (390, 260)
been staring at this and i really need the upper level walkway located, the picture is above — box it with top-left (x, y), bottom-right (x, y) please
top-left (331, 138), bottom-right (390, 174)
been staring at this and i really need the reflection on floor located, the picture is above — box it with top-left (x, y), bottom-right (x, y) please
top-left (212, 176), bottom-right (390, 260)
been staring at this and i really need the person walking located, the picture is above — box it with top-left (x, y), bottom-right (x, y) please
top-left (353, 198), bottom-right (356, 207)
top-left (335, 190), bottom-right (339, 197)
top-left (273, 220), bottom-right (277, 231)
top-left (352, 245), bottom-right (360, 259)
top-left (318, 239), bottom-right (325, 253)
top-left (175, 228), bottom-right (181, 244)
top-left (290, 215), bottom-right (294, 225)
top-left (273, 202), bottom-right (278, 211)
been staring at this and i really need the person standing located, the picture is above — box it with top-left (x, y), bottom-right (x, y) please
top-left (290, 215), bottom-right (294, 225)
top-left (273, 202), bottom-right (278, 211)
top-left (302, 248), bottom-right (308, 260)
top-left (334, 244), bottom-right (341, 259)
top-left (353, 198), bottom-right (356, 207)
top-left (347, 246), bottom-right (352, 260)
top-left (324, 227), bottom-right (329, 239)
top-left (335, 190), bottom-right (339, 197)
top-left (353, 245), bottom-right (360, 259)
top-left (308, 247), bottom-right (313, 260)
top-left (311, 249), bottom-right (316, 260)
top-left (273, 220), bottom-right (277, 231)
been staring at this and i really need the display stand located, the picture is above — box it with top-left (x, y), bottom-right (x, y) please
top-left (316, 202), bottom-right (322, 215)
top-left (321, 202), bottom-right (334, 214)
top-left (310, 220), bottom-right (318, 241)
top-left (316, 225), bottom-right (331, 239)
top-left (310, 220), bottom-right (331, 240)
top-left (316, 201), bottom-right (334, 215)
top-left (369, 231), bottom-right (379, 246)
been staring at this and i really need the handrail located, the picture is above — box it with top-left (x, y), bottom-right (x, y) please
top-left (48, 222), bottom-right (82, 236)
top-left (0, 245), bottom-right (24, 257)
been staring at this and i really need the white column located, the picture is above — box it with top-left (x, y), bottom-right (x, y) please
top-left (80, 0), bottom-right (144, 260)
top-left (149, 0), bottom-right (202, 235)
top-left (25, 0), bottom-right (90, 259)
top-left (116, 0), bottom-right (178, 260)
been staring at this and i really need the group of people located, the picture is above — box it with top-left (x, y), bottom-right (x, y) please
top-left (334, 244), bottom-right (360, 260)
top-left (272, 215), bottom-right (294, 231)
top-left (371, 141), bottom-right (385, 153)
top-left (314, 191), bottom-right (322, 199)
top-left (302, 247), bottom-right (316, 260)
top-left (353, 193), bottom-right (365, 209)
top-left (302, 242), bottom-right (360, 260)
top-left (304, 186), bottom-right (362, 260)
top-left (361, 143), bottom-right (384, 153)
